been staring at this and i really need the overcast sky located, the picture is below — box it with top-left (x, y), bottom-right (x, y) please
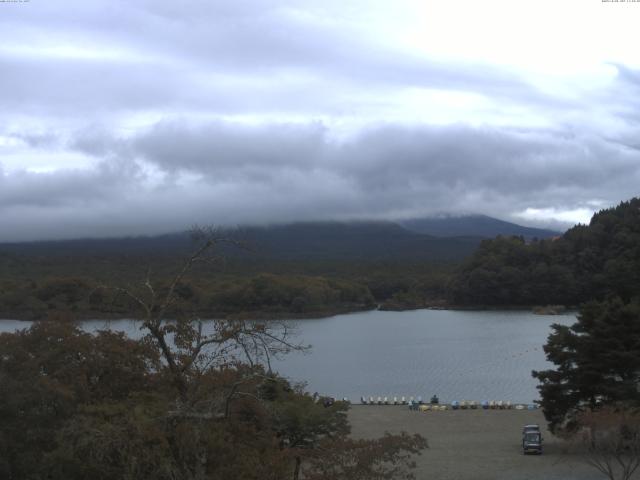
top-left (1, 0), bottom-right (639, 241)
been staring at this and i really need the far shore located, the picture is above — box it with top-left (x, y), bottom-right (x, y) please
top-left (0, 303), bottom-right (578, 323)
top-left (0, 304), bottom-right (374, 322)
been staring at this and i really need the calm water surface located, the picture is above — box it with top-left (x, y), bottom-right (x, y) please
top-left (1, 309), bottom-right (575, 404)
top-left (274, 309), bottom-right (575, 404)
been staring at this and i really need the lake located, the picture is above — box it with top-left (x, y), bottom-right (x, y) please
top-left (0, 309), bottom-right (575, 404)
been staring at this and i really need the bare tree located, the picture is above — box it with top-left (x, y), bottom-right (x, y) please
top-left (96, 227), bottom-right (309, 480)
top-left (106, 226), bottom-right (306, 396)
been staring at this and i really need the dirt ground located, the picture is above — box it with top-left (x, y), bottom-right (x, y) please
top-left (348, 405), bottom-right (613, 480)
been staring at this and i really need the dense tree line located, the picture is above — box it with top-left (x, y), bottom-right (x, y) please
top-left (449, 198), bottom-right (640, 306)
top-left (0, 273), bottom-right (376, 320)
top-left (0, 256), bottom-right (454, 320)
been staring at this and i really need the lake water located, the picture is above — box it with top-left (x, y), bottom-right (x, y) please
top-left (0, 309), bottom-right (575, 404)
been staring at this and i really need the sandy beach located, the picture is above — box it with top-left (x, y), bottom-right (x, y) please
top-left (348, 406), bottom-right (609, 480)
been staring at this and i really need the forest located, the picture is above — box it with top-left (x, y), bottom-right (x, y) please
top-left (0, 233), bottom-right (454, 320)
top-left (449, 198), bottom-right (640, 307)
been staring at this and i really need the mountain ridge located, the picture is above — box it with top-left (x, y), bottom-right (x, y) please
top-left (0, 215), bottom-right (560, 262)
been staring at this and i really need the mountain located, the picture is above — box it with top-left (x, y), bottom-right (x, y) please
top-left (400, 214), bottom-right (561, 239)
top-left (238, 221), bottom-right (480, 261)
top-left (0, 215), bottom-right (559, 264)
top-left (0, 221), bottom-right (481, 263)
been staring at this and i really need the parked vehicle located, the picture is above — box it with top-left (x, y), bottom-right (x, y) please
top-left (522, 424), bottom-right (542, 454)
top-left (522, 424), bottom-right (540, 434)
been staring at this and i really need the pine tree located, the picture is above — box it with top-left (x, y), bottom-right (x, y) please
top-left (533, 297), bottom-right (640, 432)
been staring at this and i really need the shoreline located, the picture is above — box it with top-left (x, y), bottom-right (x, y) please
top-left (0, 303), bottom-right (577, 322)
top-left (0, 304), bottom-right (376, 322)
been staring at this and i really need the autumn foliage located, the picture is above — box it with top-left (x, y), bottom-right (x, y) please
top-left (0, 231), bottom-right (426, 480)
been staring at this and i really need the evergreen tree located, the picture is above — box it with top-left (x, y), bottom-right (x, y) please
top-left (533, 297), bottom-right (640, 432)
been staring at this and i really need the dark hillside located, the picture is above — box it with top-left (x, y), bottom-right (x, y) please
top-left (0, 221), bottom-right (480, 262)
top-left (449, 198), bottom-right (640, 306)
top-left (240, 221), bottom-right (480, 261)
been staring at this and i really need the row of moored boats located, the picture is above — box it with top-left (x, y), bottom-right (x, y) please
top-left (360, 396), bottom-right (537, 410)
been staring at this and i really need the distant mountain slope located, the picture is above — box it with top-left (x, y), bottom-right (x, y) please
top-left (0, 221), bottom-right (481, 262)
top-left (240, 221), bottom-right (480, 261)
top-left (400, 214), bottom-right (561, 239)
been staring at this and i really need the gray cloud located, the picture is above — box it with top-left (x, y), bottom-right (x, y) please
top-left (0, 160), bottom-right (141, 209)
top-left (131, 121), bottom-right (327, 174)
top-left (1, 120), bottom-right (639, 241)
top-left (0, 2), bottom-right (639, 241)
top-left (126, 120), bottom-right (640, 201)
top-left (0, 0), bottom-right (560, 123)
